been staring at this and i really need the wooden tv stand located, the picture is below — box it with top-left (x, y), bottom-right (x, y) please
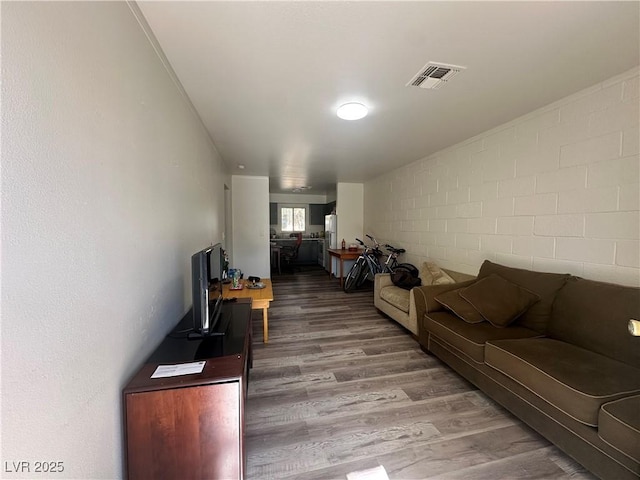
top-left (123, 299), bottom-right (252, 480)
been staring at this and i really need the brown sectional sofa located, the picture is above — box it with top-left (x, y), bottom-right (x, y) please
top-left (413, 260), bottom-right (640, 479)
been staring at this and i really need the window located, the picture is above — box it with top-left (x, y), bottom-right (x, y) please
top-left (281, 207), bottom-right (306, 232)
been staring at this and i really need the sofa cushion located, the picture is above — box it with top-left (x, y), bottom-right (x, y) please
top-left (460, 274), bottom-right (540, 327)
top-left (434, 288), bottom-right (485, 324)
top-left (485, 338), bottom-right (640, 426)
top-left (548, 277), bottom-right (640, 368)
top-left (598, 395), bottom-right (640, 463)
top-left (478, 260), bottom-right (570, 333)
top-left (425, 312), bottom-right (541, 363)
top-left (419, 261), bottom-right (455, 286)
top-left (380, 285), bottom-right (410, 313)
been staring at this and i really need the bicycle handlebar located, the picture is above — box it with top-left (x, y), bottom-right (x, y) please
top-left (357, 236), bottom-right (379, 247)
top-left (356, 235), bottom-right (404, 256)
top-left (384, 244), bottom-right (406, 254)
top-left (355, 236), bottom-right (385, 257)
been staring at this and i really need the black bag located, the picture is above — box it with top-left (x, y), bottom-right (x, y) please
top-left (391, 264), bottom-right (421, 290)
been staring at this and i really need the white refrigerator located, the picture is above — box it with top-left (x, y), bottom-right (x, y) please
top-left (324, 214), bottom-right (337, 248)
top-left (324, 214), bottom-right (337, 273)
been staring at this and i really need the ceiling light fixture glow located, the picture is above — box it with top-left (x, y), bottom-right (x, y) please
top-left (337, 102), bottom-right (368, 120)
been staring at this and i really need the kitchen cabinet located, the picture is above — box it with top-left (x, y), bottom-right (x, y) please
top-left (316, 239), bottom-right (325, 267)
top-left (297, 241), bottom-right (314, 264)
top-left (308, 241), bottom-right (319, 264)
top-left (269, 203), bottom-right (277, 225)
top-left (325, 201), bottom-right (336, 215)
top-left (272, 239), bottom-right (322, 265)
top-left (309, 204), bottom-right (325, 226)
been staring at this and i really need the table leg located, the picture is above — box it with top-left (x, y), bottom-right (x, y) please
top-left (339, 259), bottom-right (344, 288)
top-left (263, 307), bottom-right (269, 343)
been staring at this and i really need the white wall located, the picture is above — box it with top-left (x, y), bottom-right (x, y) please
top-left (337, 182), bottom-right (364, 245)
top-left (365, 67), bottom-right (640, 287)
top-left (332, 183), bottom-right (364, 275)
top-left (1, 3), bottom-right (227, 478)
top-left (232, 175), bottom-right (271, 278)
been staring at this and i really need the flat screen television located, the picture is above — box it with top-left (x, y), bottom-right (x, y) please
top-left (190, 243), bottom-right (225, 338)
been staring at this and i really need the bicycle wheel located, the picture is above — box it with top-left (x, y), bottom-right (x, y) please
top-left (344, 257), bottom-right (366, 292)
top-left (362, 254), bottom-right (381, 283)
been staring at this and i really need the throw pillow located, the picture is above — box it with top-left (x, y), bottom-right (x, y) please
top-left (460, 274), bottom-right (541, 328)
top-left (434, 287), bottom-right (485, 324)
top-left (476, 259), bottom-right (570, 333)
top-left (420, 261), bottom-right (455, 286)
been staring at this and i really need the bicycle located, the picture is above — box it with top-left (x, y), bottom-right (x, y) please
top-left (343, 235), bottom-right (413, 292)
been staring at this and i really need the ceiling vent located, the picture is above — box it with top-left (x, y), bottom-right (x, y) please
top-left (406, 62), bottom-right (466, 89)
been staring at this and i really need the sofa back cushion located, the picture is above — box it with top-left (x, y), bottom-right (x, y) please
top-left (419, 261), bottom-right (455, 286)
top-left (478, 261), bottom-right (570, 333)
top-left (548, 277), bottom-right (640, 367)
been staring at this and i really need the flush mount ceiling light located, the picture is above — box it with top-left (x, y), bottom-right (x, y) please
top-left (337, 102), bottom-right (368, 120)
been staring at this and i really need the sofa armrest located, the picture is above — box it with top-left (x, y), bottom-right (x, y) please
top-left (375, 272), bottom-right (394, 289)
top-left (374, 273), bottom-right (393, 308)
top-left (411, 279), bottom-right (477, 319)
top-left (412, 279), bottom-right (477, 347)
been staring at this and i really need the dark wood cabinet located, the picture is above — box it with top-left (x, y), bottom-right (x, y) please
top-left (304, 240), bottom-right (318, 265)
top-left (123, 300), bottom-right (252, 480)
top-left (310, 203), bottom-right (336, 225)
top-left (309, 203), bottom-right (325, 225)
top-left (298, 240), bottom-right (313, 264)
top-left (272, 239), bottom-right (323, 265)
top-left (325, 201), bottom-right (336, 216)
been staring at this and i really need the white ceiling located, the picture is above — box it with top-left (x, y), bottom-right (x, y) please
top-left (137, 1), bottom-right (639, 195)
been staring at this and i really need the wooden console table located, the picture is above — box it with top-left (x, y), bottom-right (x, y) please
top-left (222, 279), bottom-right (274, 343)
top-left (123, 300), bottom-right (252, 480)
top-left (327, 248), bottom-right (362, 288)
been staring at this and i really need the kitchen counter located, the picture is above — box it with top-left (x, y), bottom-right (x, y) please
top-left (271, 238), bottom-right (325, 265)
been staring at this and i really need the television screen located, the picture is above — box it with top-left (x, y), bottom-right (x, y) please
top-left (208, 243), bottom-right (224, 286)
top-left (191, 243), bottom-right (224, 337)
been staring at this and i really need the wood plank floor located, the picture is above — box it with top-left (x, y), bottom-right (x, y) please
top-left (245, 268), bottom-right (596, 480)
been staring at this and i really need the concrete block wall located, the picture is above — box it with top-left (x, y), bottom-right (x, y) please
top-left (364, 67), bottom-right (639, 286)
